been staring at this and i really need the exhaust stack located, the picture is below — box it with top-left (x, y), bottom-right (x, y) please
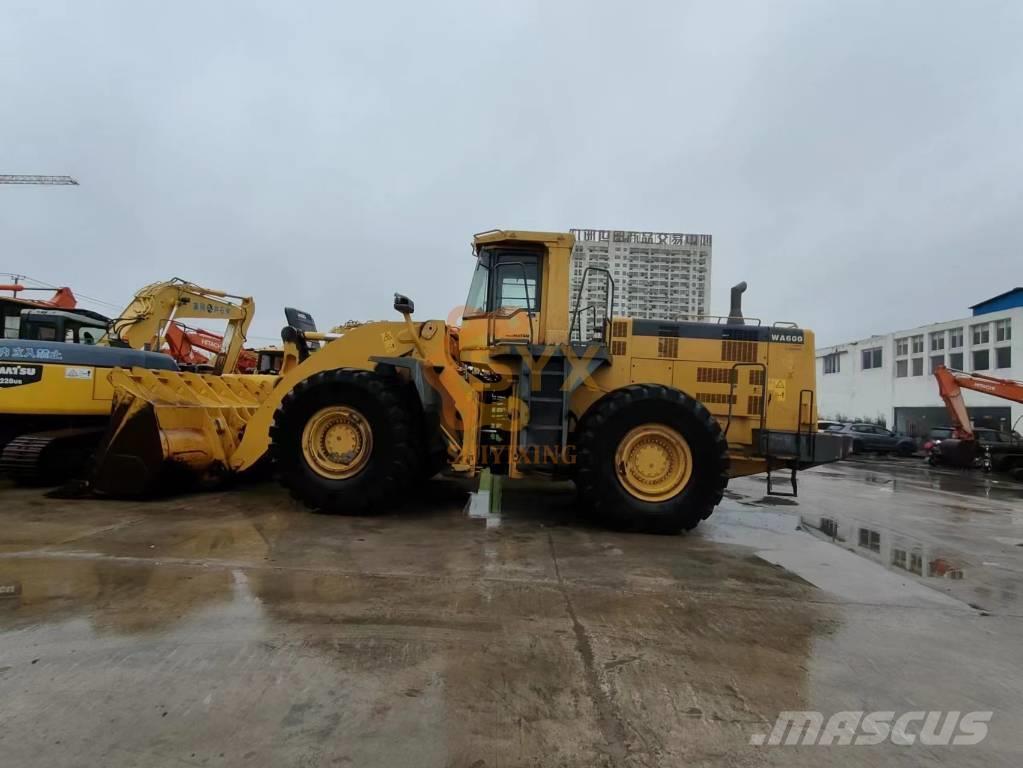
top-left (728, 281), bottom-right (747, 325)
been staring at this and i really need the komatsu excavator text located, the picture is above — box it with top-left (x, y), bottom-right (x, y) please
top-left (90, 230), bottom-right (847, 532)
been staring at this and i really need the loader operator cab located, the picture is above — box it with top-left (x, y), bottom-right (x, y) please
top-left (458, 231), bottom-right (579, 365)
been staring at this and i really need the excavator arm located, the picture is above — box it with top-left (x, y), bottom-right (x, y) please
top-left (103, 279), bottom-right (254, 374)
top-left (934, 365), bottom-right (1023, 439)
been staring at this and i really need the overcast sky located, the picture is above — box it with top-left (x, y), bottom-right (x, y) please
top-left (2, 0), bottom-right (1021, 346)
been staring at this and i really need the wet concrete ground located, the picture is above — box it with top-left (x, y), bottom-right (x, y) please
top-left (0, 459), bottom-right (1020, 767)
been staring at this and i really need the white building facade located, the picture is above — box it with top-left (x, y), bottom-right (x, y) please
top-left (816, 292), bottom-right (1022, 436)
top-left (569, 229), bottom-right (711, 338)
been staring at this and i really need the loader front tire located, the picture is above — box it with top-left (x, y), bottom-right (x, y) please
top-left (575, 385), bottom-right (729, 533)
top-left (270, 369), bottom-right (419, 514)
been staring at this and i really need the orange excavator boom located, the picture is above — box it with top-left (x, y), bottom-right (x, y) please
top-left (933, 365), bottom-right (1023, 440)
top-left (0, 283), bottom-right (77, 309)
top-left (164, 321), bottom-right (260, 372)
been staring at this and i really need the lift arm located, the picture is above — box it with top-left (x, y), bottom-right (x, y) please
top-left (934, 365), bottom-right (1023, 440)
top-left (103, 278), bottom-right (254, 375)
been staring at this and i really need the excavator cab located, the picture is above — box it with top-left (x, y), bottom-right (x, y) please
top-left (19, 308), bottom-right (109, 344)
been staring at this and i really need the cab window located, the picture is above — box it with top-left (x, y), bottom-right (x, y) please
top-left (493, 255), bottom-right (539, 312)
top-left (463, 249), bottom-right (542, 317)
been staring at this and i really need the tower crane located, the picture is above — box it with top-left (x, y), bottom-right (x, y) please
top-left (0, 175), bottom-right (78, 185)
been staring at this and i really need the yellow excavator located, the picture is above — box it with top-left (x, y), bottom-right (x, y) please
top-left (0, 279), bottom-right (258, 484)
top-left (89, 230), bottom-right (846, 532)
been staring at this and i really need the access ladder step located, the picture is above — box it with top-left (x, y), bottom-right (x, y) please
top-left (766, 465), bottom-right (798, 497)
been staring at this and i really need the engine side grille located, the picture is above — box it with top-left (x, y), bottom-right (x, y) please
top-left (697, 366), bottom-right (736, 384)
top-left (657, 337), bottom-right (679, 358)
top-left (722, 340), bottom-right (758, 363)
top-left (697, 392), bottom-right (737, 405)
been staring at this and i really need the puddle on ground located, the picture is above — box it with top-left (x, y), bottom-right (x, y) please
top-left (801, 514), bottom-right (967, 582)
top-left (755, 496), bottom-right (799, 506)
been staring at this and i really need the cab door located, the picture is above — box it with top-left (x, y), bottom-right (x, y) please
top-left (460, 249), bottom-right (542, 352)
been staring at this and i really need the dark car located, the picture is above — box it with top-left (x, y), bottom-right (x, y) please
top-left (835, 423), bottom-right (917, 456)
top-left (925, 426), bottom-right (1022, 472)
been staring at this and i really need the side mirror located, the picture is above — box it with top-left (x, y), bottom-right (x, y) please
top-left (394, 293), bottom-right (415, 315)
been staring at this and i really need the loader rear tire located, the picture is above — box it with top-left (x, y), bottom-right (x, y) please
top-left (270, 369), bottom-right (419, 514)
top-left (575, 385), bottom-right (729, 534)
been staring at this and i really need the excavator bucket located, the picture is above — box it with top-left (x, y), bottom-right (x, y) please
top-left (89, 368), bottom-right (277, 495)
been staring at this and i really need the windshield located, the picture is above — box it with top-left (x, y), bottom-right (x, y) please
top-left (463, 252), bottom-right (490, 318)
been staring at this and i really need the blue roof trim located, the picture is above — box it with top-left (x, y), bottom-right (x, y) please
top-left (969, 287), bottom-right (1023, 309)
top-left (0, 339), bottom-right (179, 370)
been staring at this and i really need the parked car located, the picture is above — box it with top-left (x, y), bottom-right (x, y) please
top-left (835, 423), bottom-right (917, 456)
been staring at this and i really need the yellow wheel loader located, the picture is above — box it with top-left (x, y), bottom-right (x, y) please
top-left (90, 230), bottom-right (846, 532)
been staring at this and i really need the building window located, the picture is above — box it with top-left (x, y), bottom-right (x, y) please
top-left (858, 527), bottom-right (881, 553)
top-left (930, 332), bottom-right (945, 352)
top-left (930, 355), bottom-right (945, 374)
top-left (823, 353), bottom-right (841, 374)
top-left (949, 352), bottom-right (963, 370)
top-left (892, 548), bottom-right (907, 570)
top-left (995, 318), bottom-right (1012, 343)
top-left (911, 335), bottom-right (924, 354)
top-left (896, 359), bottom-right (908, 378)
top-left (895, 338), bottom-right (909, 357)
top-left (862, 347), bottom-right (883, 370)
top-left (996, 346), bottom-right (1012, 369)
top-left (973, 349), bottom-right (990, 370)
top-left (949, 327), bottom-right (963, 349)
top-left (972, 323), bottom-right (990, 345)
top-left (912, 357), bottom-right (924, 376)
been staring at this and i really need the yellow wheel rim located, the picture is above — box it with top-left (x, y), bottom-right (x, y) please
top-left (301, 406), bottom-right (373, 480)
top-left (614, 424), bottom-right (693, 502)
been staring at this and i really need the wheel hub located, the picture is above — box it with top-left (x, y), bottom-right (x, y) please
top-left (614, 424), bottom-right (692, 502)
top-left (302, 406), bottom-right (373, 480)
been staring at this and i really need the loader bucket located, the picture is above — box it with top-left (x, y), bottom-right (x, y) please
top-left (90, 368), bottom-right (277, 496)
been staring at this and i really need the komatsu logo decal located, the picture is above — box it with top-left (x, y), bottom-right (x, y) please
top-left (0, 364), bottom-right (43, 388)
top-left (770, 331), bottom-right (805, 344)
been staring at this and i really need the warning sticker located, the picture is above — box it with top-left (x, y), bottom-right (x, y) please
top-left (381, 331), bottom-right (398, 354)
top-left (65, 367), bottom-right (94, 380)
top-left (769, 377), bottom-right (787, 402)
